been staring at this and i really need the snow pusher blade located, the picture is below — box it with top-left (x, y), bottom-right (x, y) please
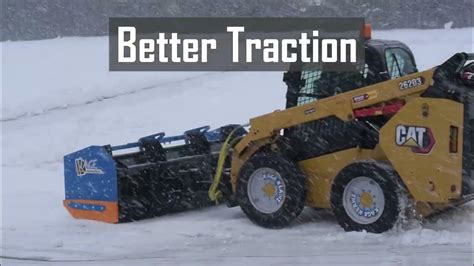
top-left (64, 125), bottom-right (247, 223)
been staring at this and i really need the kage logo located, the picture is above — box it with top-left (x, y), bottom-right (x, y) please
top-left (75, 158), bottom-right (104, 176)
top-left (395, 125), bottom-right (436, 154)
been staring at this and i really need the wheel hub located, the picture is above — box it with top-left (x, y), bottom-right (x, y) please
top-left (359, 192), bottom-right (374, 208)
top-left (343, 176), bottom-right (385, 225)
top-left (247, 167), bottom-right (286, 214)
top-left (262, 183), bottom-right (277, 198)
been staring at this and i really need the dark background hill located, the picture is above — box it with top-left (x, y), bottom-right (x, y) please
top-left (1, 0), bottom-right (472, 41)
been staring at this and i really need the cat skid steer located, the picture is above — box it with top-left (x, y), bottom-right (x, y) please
top-left (214, 49), bottom-right (474, 233)
top-left (64, 27), bottom-right (473, 233)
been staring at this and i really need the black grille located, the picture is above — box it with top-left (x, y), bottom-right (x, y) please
top-left (284, 116), bottom-right (379, 161)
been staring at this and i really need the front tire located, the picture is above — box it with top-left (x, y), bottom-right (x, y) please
top-left (236, 153), bottom-right (306, 228)
top-left (331, 163), bottom-right (407, 233)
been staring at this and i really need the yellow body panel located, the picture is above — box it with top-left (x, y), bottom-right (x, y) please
top-left (379, 98), bottom-right (464, 203)
top-left (298, 147), bottom-right (387, 208)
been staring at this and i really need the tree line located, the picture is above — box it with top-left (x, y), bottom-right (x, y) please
top-left (2, 0), bottom-right (472, 41)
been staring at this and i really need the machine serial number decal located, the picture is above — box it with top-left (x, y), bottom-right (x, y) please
top-left (399, 77), bottom-right (424, 90)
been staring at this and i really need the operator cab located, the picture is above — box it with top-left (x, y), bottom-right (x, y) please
top-left (284, 38), bottom-right (418, 108)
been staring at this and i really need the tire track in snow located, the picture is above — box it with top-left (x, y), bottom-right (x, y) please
top-left (2, 73), bottom-right (219, 123)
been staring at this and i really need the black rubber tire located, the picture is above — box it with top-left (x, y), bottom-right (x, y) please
top-left (330, 163), bottom-right (406, 233)
top-left (236, 153), bottom-right (306, 228)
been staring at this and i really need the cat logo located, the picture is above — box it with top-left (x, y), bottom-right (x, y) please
top-left (75, 158), bottom-right (105, 176)
top-left (395, 125), bottom-right (436, 154)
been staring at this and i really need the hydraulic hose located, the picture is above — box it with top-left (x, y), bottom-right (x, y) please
top-left (208, 123), bottom-right (249, 203)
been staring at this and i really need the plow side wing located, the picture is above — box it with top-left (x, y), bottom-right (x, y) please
top-left (64, 146), bottom-right (119, 223)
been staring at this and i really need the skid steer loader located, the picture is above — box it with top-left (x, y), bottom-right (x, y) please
top-left (64, 27), bottom-right (473, 233)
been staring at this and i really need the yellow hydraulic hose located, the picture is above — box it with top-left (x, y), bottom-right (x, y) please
top-left (208, 124), bottom-right (248, 203)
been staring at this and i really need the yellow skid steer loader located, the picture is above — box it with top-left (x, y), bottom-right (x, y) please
top-left (215, 49), bottom-right (474, 233)
top-left (64, 29), bottom-right (473, 233)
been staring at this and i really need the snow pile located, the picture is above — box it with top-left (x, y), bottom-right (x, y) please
top-left (2, 28), bottom-right (473, 265)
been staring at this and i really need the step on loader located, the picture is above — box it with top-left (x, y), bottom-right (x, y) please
top-left (64, 26), bottom-right (473, 233)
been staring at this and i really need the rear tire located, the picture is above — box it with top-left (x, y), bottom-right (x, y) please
top-left (236, 153), bottom-right (306, 228)
top-left (331, 163), bottom-right (407, 233)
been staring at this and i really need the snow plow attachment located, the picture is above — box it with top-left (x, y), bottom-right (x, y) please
top-left (64, 125), bottom-right (246, 223)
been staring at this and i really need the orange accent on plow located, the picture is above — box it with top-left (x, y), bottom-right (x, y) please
top-left (63, 199), bottom-right (119, 223)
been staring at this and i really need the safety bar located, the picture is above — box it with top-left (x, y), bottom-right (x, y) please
top-left (160, 134), bottom-right (186, 144)
top-left (110, 142), bottom-right (141, 151)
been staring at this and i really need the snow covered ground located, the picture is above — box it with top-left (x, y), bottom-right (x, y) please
top-left (1, 28), bottom-right (473, 265)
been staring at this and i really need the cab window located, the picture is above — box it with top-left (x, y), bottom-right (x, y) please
top-left (385, 48), bottom-right (417, 79)
top-left (296, 65), bottom-right (368, 106)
